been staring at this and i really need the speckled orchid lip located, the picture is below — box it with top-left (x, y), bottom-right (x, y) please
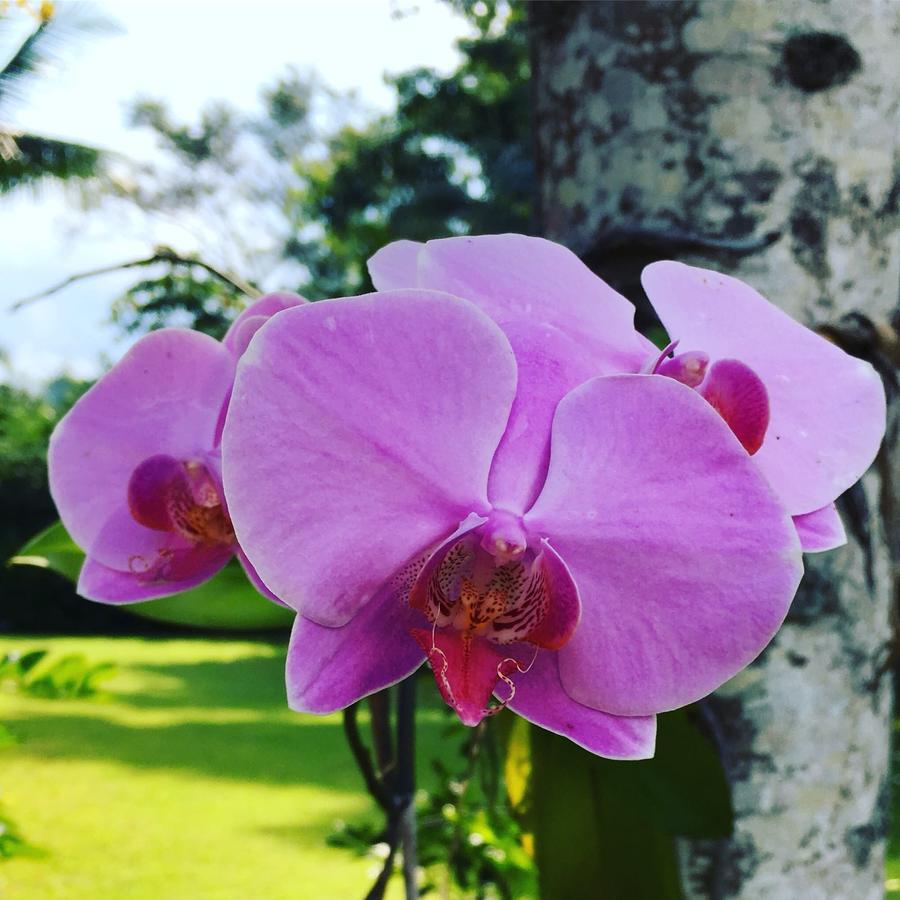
top-left (223, 288), bottom-right (803, 757)
top-left (407, 511), bottom-right (578, 726)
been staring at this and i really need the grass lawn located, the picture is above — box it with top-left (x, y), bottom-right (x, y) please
top-left (3, 634), bottom-right (898, 898)
top-left (0, 635), bottom-right (451, 900)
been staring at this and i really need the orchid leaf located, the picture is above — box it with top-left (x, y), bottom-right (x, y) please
top-left (10, 519), bottom-right (86, 581)
top-left (617, 707), bottom-right (733, 839)
top-left (132, 561), bottom-right (293, 631)
top-left (530, 725), bottom-right (683, 900)
top-left (529, 709), bottom-right (732, 897)
top-left (10, 520), bottom-right (292, 631)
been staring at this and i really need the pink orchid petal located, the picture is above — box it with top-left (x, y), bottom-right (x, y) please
top-left (235, 548), bottom-right (289, 606)
top-left (642, 261), bottom-right (886, 514)
top-left (407, 234), bottom-right (654, 369)
top-left (372, 235), bottom-right (654, 512)
top-left (486, 321), bottom-right (600, 513)
top-left (367, 239), bottom-right (423, 290)
top-left (77, 550), bottom-right (231, 605)
top-left (88, 504), bottom-right (192, 571)
top-left (412, 627), bottom-right (518, 727)
top-left (223, 314), bottom-right (269, 360)
top-left (506, 653), bottom-right (656, 760)
top-left (49, 329), bottom-right (235, 557)
top-left (286, 586), bottom-right (426, 714)
top-left (697, 358), bottom-right (770, 456)
top-left (222, 292), bottom-right (306, 356)
top-left (524, 375), bottom-right (803, 717)
top-left (222, 291), bottom-right (518, 626)
top-left (793, 503), bottom-right (847, 553)
top-left (642, 340), bottom-right (679, 374)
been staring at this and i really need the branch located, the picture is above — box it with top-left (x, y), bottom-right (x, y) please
top-left (9, 246), bottom-right (260, 311)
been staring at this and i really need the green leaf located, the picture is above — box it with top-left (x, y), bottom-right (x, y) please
top-left (10, 521), bottom-right (293, 632)
top-left (529, 709), bottom-right (734, 898)
top-left (530, 727), bottom-right (684, 900)
top-left (10, 520), bottom-right (84, 581)
top-left (613, 708), bottom-right (733, 839)
top-left (16, 649), bottom-right (48, 676)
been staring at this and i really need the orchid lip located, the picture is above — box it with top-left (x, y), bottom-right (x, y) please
top-left (645, 341), bottom-right (769, 455)
top-left (408, 513), bottom-right (580, 726)
top-left (125, 454), bottom-right (235, 586)
top-left (128, 453), bottom-right (234, 547)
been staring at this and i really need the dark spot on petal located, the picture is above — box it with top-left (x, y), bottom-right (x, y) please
top-left (782, 32), bottom-right (861, 93)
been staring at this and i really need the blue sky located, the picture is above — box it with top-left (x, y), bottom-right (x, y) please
top-left (1, 0), bottom-right (468, 385)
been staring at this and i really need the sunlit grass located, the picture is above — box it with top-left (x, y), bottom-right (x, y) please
top-left (0, 635), bottom-right (447, 899)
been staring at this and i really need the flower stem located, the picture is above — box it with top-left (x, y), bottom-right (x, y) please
top-left (347, 678), bottom-right (419, 900)
top-left (396, 675), bottom-right (418, 899)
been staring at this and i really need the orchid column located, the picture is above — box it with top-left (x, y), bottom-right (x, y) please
top-left (531, 1), bottom-right (899, 896)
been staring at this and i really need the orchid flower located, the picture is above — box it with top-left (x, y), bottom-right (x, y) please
top-left (222, 290), bottom-right (802, 757)
top-left (368, 235), bottom-right (886, 553)
top-left (48, 293), bottom-right (303, 603)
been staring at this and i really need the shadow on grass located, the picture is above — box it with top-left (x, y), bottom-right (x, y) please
top-left (8, 643), bottom-right (453, 792)
top-left (115, 651), bottom-right (292, 711)
top-left (11, 712), bottom-right (357, 786)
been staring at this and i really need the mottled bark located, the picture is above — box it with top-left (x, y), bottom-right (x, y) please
top-left (531, 2), bottom-right (899, 898)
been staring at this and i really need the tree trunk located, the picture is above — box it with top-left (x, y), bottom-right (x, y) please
top-left (531, 2), bottom-right (899, 897)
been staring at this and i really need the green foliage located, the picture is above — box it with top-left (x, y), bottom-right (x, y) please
top-left (0, 131), bottom-right (101, 194)
top-left (127, 560), bottom-right (294, 632)
top-left (0, 803), bottom-right (30, 860)
top-left (111, 268), bottom-right (245, 340)
top-left (114, 68), bottom-right (320, 335)
top-left (0, 647), bottom-right (115, 698)
top-left (0, 723), bottom-right (27, 861)
top-left (0, 378), bottom-right (99, 632)
top-left (329, 715), bottom-right (536, 898)
top-left (0, 377), bottom-right (87, 490)
top-left (129, 98), bottom-right (241, 165)
top-left (11, 519), bottom-right (84, 581)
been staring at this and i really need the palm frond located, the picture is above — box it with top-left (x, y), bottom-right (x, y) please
top-left (0, 4), bottom-right (120, 111)
top-left (0, 129), bottom-right (101, 193)
top-left (0, 18), bottom-right (50, 105)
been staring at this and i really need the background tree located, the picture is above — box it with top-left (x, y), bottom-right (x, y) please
top-left (288, 0), bottom-right (532, 298)
top-left (531, 1), bottom-right (899, 896)
top-left (107, 0), bottom-right (531, 332)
